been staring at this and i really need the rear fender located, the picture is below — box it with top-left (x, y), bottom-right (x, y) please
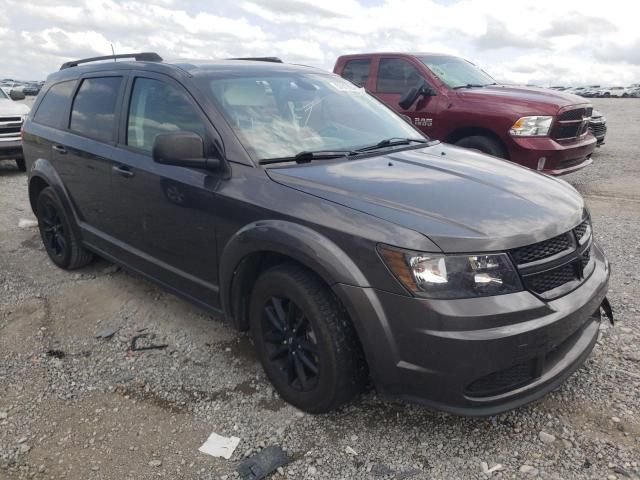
top-left (29, 157), bottom-right (82, 239)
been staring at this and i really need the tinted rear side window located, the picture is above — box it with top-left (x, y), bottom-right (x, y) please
top-left (341, 59), bottom-right (371, 87)
top-left (33, 80), bottom-right (76, 129)
top-left (376, 58), bottom-right (423, 94)
top-left (70, 77), bottom-right (123, 142)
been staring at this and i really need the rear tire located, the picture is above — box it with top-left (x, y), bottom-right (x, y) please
top-left (15, 158), bottom-right (26, 172)
top-left (249, 263), bottom-right (367, 413)
top-left (455, 135), bottom-right (507, 159)
top-left (36, 187), bottom-right (93, 270)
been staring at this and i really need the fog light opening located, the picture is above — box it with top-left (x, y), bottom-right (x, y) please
top-left (537, 157), bottom-right (546, 171)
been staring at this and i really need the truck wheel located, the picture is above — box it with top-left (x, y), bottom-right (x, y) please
top-left (455, 136), bottom-right (507, 159)
top-left (15, 158), bottom-right (26, 172)
top-left (249, 263), bottom-right (367, 413)
top-left (36, 187), bottom-right (94, 269)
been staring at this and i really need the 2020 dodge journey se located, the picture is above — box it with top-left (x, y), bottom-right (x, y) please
top-left (22, 53), bottom-right (611, 415)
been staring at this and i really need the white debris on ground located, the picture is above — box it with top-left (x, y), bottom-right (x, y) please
top-left (198, 432), bottom-right (241, 460)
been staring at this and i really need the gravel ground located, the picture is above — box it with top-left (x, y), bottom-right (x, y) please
top-left (0, 98), bottom-right (639, 480)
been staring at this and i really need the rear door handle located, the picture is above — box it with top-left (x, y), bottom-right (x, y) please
top-left (53, 145), bottom-right (67, 154)
top-left (112, 165), bottom-right (135, 178)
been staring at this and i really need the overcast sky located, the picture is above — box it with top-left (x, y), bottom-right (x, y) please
top-left (1, 0), bottom-right (639, 86)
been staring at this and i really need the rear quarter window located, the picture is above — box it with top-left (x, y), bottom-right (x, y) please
top-left (33, 80), bottom-right (76, 129)
top-left (70, 77), bottom-right (123, 142)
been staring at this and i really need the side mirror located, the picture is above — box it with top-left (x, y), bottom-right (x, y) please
top-left (422, 85), bottom-right (437, 97)
top-left (152, 131), bottom-right (221, 170)
top-left (398, 81), bottom-right (437, 110)
top-left (10, 90), bottom-right (25, 101)
top-left (399, 86), bottom-right (421, 110)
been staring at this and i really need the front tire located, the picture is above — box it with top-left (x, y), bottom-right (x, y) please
top-left (455, 135), bottom-right (507, 159)
top-left (36, 187), bottom-right (93, 269)
top-left (249, 263), bottom-right (367, 413)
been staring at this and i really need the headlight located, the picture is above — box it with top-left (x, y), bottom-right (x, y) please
top-left (378, 246), bottom-right (522, 299)
top-left (509, 116), bottom-right (553, 137)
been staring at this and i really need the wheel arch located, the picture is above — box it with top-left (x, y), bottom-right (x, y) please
top-left (28, 158), bottom-right (83, 239)
top-left (446, 127), bottom-right (510, 159)
top-left (220, 220), bottom-right (369, 332)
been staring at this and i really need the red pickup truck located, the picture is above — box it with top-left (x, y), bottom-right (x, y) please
top-left (334, 53), bottom-right (596, 175)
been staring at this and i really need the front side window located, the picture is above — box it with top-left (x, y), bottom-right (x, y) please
top-left (342, 59), bottom-right (371, 88)
top-left (70, 77), bottom-right (122, 141)
top-left (0, 88), bottom-right (8, 100)
top-left (200, 73), bottom-right (422, 161)
top-left (376, 58), bottom-right (424, 94)
top-left (419, 55), bottom-right (496, 89)
top-left (33, 80), bottom-right (76, 129)
top-left (127, 78), bottom-right (206, 153)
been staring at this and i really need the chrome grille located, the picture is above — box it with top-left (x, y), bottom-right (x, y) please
top-left (553, 107), bottom-right (591, 141)
top-left (0, 116), bottom-right (23, 141)
top-left (559, 107), bottom-right (592, 121)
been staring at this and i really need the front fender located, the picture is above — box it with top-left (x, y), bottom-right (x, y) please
top-left (220, 220), bottom-right (369, 324)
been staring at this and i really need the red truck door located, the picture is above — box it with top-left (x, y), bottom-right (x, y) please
top-left (370, 56), bottom-right (445, 139)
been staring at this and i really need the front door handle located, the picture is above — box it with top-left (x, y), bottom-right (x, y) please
top-left (53, 145), bottom-right (67, 154)
top-left (112, 165), bottom-right (135, 178)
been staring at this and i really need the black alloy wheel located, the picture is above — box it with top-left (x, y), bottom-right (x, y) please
top-left (261, 296), bottom-right (320, 392)
top-left (249, 263), bottom-right (367, 413)
top-left (36, 187), bottom-right (93, 269)
top-left (40, 202), bottom-right (66, 260)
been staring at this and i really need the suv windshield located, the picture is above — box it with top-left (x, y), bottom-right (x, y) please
top-left (200, 73), bottom-right (423, 161)
top-left (419, 55), bottom-right (496, 89)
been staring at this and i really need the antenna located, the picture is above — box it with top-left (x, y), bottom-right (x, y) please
top-left (111, 44), bottom-right (116, 62)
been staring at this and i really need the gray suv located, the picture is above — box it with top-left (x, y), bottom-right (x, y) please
top-left (22, 53), bottom-right (611, 415)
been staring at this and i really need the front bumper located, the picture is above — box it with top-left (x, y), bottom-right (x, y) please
top-left (335, 242), bottom-right (609, 416)
top-left (507, 134), bottom-right (597, 176)
top-left (0, 138), bottom-right (24, 160)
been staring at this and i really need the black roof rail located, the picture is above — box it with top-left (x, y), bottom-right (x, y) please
top-left (227, 57), bottom-right (283, 63)
top-left (60, 52), bottom-right (163, 70)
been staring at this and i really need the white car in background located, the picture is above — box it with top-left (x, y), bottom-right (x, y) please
top-left (600, 86), bottom-right (626, 97)
top-left (566, 86), bottom-right (588, 96)
top-left (0, 87), bottom-right (30, 171)
top-left (624, 84), bottom-right (640, 97)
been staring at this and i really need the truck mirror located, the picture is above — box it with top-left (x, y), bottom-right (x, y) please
top-left (399, 86), bottom-right (421, 110)
top-left (10, 90), bottom-right (26, 101)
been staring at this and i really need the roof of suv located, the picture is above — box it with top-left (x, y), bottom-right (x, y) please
top-left (47, 57), bottom-right (326, 83)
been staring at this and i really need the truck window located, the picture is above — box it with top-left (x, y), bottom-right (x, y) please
top-left (33, 80), bottom-right (76, 129)
top-left (70, 77), bottom-right (123, 142)
top-left (341, 59), bottom-right (371, 88)
top-left (127, 78), bottom-right (206, 153)
top-left (376, 58), bottom-right (423, 94)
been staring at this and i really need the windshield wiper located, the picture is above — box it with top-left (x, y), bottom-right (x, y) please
top-left (452, 83), bottom-right (488, 89)
top-left (355, 137), bottom-right (429, 153)
top-left (258, 149), bottom-right (357, 165)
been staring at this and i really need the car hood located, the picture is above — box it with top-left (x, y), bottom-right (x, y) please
top-left (267, 143), bottom-right (585, 253)
top-left (456, 85), bottom-right (589, 115)
top-left (0, 98), bottom-right (30, 115)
